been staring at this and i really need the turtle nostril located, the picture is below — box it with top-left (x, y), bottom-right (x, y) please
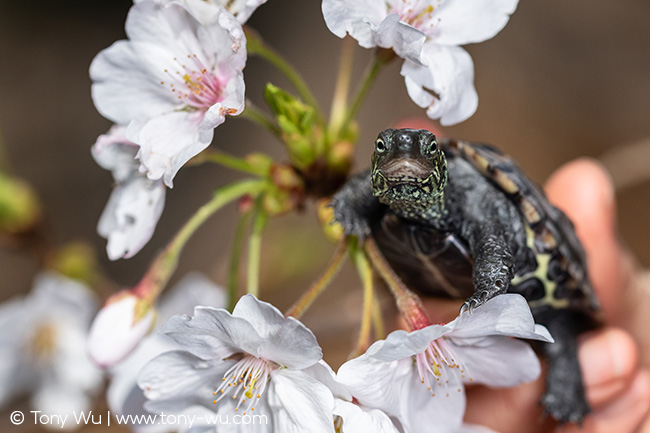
top-left (397, 133), bottom-right (413, 151)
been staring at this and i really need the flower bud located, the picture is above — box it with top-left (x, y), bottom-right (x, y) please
top-left (317, 198), bottom-right (344, 242)
top-left (326, 140), bottom-right (354, 174)
top-left (0, 173), bottom-right (41, 235)
top-left (87, 290), bottom-right (156, 367)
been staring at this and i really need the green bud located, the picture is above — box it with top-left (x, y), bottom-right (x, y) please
top-left (245, 152), bottom-right (274, 174)
top-left (264, 83), bottom-right (321, 169)
top-left (46, 242), bottom-right (98, 286)
top-left (0, 173), bottom-right (41, 234)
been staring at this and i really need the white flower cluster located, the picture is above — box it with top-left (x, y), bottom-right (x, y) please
top-left (0, 273), bottom-right (103, 429)
top-left (90, 0), bottom-right (260, 259)
top-left (132, 294), bottom-right (550, 433)
top-left (322, 0), bottom-right (519, 125)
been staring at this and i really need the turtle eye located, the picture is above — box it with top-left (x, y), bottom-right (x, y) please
top-left (425, 139), bottom-right (438, 155)
top-left (375, 139), bottom-right (387, 154)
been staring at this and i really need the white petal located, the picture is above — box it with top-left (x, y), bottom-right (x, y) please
top-left (453, 337), bottom-right (542, 387)
top-left (233, 295), bottom-right (322, 369)
top-left (368, 325), bottom-right (449, 361)
top-left (91, 125), bottom-right (140, 182)
top-left (268, 369), bottom-right (334, 433)
top-left (337, 354), bottom-right (408, 417)
top-left (32, 272), bottom-right (99, 324)
top-left (322, 0), bottom-right (425, 63)
top-left (53, 320), bottom-right (104, 393)
top-left (338, 354), bottom-right (465, 433)
top-left (303, 360), bottom-right (351, 401)
top-left (374, 13), bottom-right (426, 63)
top-left (402, 43), bottom-right (478, 126)
top-left (138, 350), bottom-right (227, 412)
top-left (450, 294), bottom-right (553, 343)
top-left (88, 294), bottom-right (156, 367)
top-left (333, 400), bottom-right (401, 433)
top-left (0, 299), bottom-right (32, 406)
top-left (32, 383), bottom-right (92, 430)
top-left (433, 0), bottom-right (519, 46)
top-left (97, 176), bottom-right (166, 260)
top-left (160, 306), bottom-right (260, 360)
top-left (456, 423), bottom-right (500, 433)
top-left (107, 336), bottom-right (175, 416)
top-left (158, 273), bottom-right (227, 321)
top-left (321, 0), bottom-right (388, 46)
top-left (90, 40), bottom-right (176, 125)
top-left (129, 111), bottom-right (213, 187)
top-left (218, 0), bottom-right (268, 24)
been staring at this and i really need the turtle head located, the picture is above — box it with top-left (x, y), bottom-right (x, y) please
top-left (371, 128), bottom-right (448, 212)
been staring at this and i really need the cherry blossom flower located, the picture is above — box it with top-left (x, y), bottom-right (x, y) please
top-left (322, 0), bottom-right (519, 124)
top-left (336, 294), bottom-right (552, 433)
top-left (90, 0), bottom-right (246, 186)
top-left (107, 273), bottom-right (226, 433)
top-left (92, 125), bottom-right (166, 260)
top-left (137, 0), bottom-right (268, 24)
top-left (0, 272), bottom-right (103, 429)
top-left (138, 294), bottom-right (334, 433)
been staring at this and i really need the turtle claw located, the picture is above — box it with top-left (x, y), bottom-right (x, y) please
top-left (460, 289), bottom-right (491, 314)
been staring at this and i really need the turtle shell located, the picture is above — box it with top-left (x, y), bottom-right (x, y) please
top-left (441, 138), bottom-right (601, 320)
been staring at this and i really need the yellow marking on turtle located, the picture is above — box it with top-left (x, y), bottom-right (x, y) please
top-left (520, 197), bottom-right (542, 224)
top-left (462, 145), bottom-right (490, 173)
top-left (512, 226), bottom-right (568, 309)
top-left (493, 168), bottom-right (519, 194)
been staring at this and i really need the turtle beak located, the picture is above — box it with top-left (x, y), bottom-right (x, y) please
top-left (380, 158), bottom-right (431, 184)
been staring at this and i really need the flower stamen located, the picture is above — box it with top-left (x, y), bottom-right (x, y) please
top-left (415, 337), bottom-right (471, 397)
top-left (160, 54), bottom-right (224, 110)
top-left (213, 355), bottom-right (272, 414)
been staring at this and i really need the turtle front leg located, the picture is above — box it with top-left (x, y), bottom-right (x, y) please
top-left (330, 169), bottom-right (383, 240)
top-left (461, 228), bottom-right (514, 313)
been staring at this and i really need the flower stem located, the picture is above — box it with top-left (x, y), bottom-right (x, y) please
top-left (246, 202), bottom-right (268, 297)
top-left (191, 149), bottom-right (264, 176)
top-left (340, 49), bottom-right (394, 135)
top-left (227, 209), bottom-right (253, 311)
top-left (286, 240), bottom-right (347, 319)
top-left (241, 99), bottom-right (282, 139)
top-left (371, 296), bottom-right (386, 340)
top-left (245, 27), bottom-right (324, 125)
top-left (328, 37), bottom-right (355, 141)
top-left (137, 179), bottom-right (266, 303)
top-left (350, 240), bottom-right (375, 356)
top-left (364, 237), bottom-right (430, 331)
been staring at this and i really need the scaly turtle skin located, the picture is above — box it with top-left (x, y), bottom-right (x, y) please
top-left (331, 128), bottom-right (602, 424)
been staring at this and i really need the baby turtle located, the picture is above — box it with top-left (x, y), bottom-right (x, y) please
top-left (331, 128), bottom-right (602, 423)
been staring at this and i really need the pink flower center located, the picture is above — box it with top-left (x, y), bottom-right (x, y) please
top-left (390, 0), bottom-right (439, 32)
top-left (415, 337), bottom-right (471, 397)
top-left (161, 54), bottom-right (225, 111)
top-left (212, 355), bottom-right (273, 415)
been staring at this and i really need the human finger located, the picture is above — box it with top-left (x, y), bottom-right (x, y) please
top-left (463, 327), bottom-right (640, 433)
top-left (544, 158), bottom-right (628, 319)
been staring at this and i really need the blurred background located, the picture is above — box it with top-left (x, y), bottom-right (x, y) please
top-left (0, 0), bottom-right (649, 431)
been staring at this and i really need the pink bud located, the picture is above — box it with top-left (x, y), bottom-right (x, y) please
top-left (87, 291), bottom-right (156, 368)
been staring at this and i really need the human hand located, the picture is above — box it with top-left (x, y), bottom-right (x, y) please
top-left (462, 158), bottom-right (650, 433)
